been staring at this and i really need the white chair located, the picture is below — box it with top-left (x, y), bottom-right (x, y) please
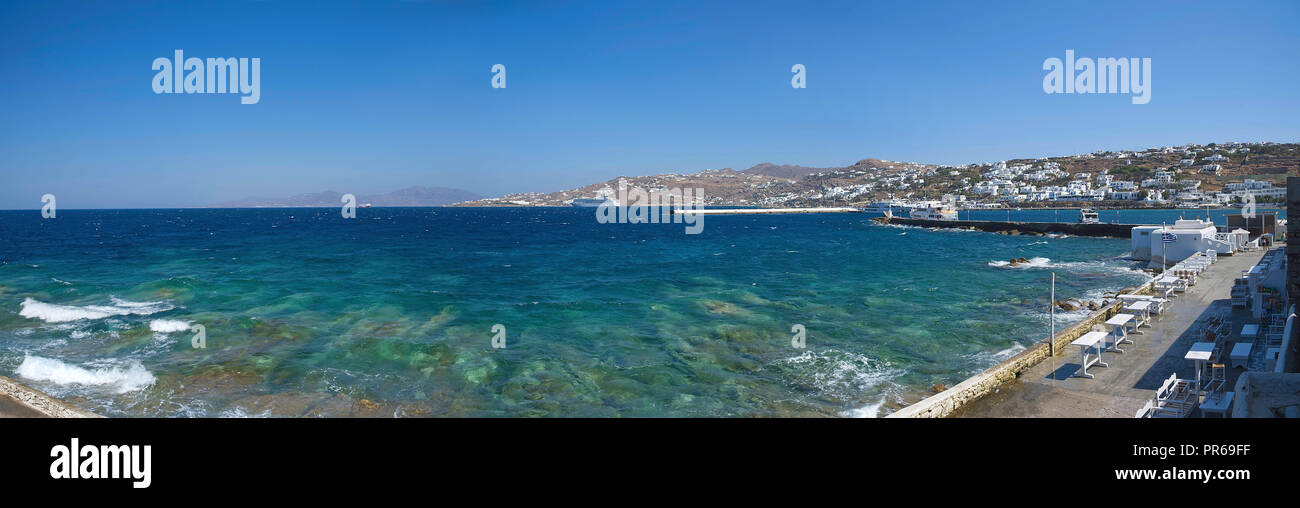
top-left (1155, 373), bottom-right (1197, 417)
top-left (1136, 400), bottom-right (1155, 418)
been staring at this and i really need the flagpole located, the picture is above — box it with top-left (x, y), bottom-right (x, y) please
top-left (1050, 272), bottom-right (1056, 356)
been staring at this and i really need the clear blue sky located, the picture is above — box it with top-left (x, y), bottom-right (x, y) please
top-left (2, 0), bottom-right (1297, 208)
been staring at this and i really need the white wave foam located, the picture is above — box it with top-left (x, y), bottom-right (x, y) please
top-left (149, 319), bottom-right (191, 333)
top-left (218, 407), bottom-right (272, 418)
top-left (776, 349), bottom-right (903, 412)
top-left (15, 355), bottom-right (155, 393)
top-left (988, 257), bottom-right (1051, 268)
top-left (19, 297), bottom-right (174, 323)
top-left (845, 394), bottom-right (889, 418)
top-left (970, 342), bottom-right (1028, 368)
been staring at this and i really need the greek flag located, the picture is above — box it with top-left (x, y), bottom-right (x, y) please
top-left (1161, 232), bottom-right (1178, 243)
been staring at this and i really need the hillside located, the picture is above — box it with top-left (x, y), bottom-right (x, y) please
top-left (211, 186), bottom-right (482, 208)
top-left (456, 141), bottom-right (1298, 208)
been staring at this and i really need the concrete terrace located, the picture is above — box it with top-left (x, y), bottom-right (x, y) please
top-left (954, 247), bottom-right (1270, 418)
top-left (0, 392), bottom-right (47, 418)
top-left (0, 375), bottom-right (99, 418)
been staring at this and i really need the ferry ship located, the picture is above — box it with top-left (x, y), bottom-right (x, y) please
top-left (1078, 208), bottom-right (1099, 224)
top-left (569, 190), bottom-right (619, 207)
top-left (909, 203), bottom-right (958, 220)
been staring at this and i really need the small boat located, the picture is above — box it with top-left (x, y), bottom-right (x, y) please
top-left (1079, 208), bottom-right (1099, 224)
top-left (909, 203), bottom-right (958, 220)
top-left (359, 203), bottom-right (373, 208)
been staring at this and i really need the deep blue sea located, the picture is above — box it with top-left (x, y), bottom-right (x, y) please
top-left (1, 207), bottom-right (1231, 417)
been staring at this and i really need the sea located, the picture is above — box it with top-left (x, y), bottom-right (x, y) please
top-left (0, 207), bottom-right (1279, 417)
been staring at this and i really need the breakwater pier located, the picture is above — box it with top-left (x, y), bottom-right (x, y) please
top-left (673, 207), bottom-right (861, 215)
top-left (873, 216), bottom-right (1134, 238)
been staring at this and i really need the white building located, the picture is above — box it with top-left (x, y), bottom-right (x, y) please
top-left (1223, 179), bottom-right (1274, 192)
top-left (1131, 220), bottom-right (1236, 268)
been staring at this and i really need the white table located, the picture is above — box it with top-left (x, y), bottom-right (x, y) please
top-left (1104, 313), bottom-right (1135, 353)
top-left (1185, 342), bottom-right (1215, 397)
top-left (1200, 392), bottom-right (1233, 418)
top-left (1124, 301), bottom-right (1152, 329)
top-left (1071, 331), bottom-right (1109, 379)
top-left (1155, 277), bottom-right (1180, 296)
top-left (1229, 342), bottom-right (1253, 369)
top-left (1241, 324), bottom-right (1259, 340)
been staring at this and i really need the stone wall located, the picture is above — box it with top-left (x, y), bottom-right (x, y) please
top-left (0, 375), bottom-right (101, 418)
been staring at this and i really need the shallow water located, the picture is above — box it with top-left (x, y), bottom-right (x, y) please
top-left (0, 208), bottom-right (1150, 417)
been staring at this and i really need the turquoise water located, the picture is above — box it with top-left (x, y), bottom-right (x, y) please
top-left (0, 208), bottom-right (1150, 417)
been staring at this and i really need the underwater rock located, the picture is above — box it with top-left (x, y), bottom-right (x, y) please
top-left (1055, 299), bottom-right (1080, 311)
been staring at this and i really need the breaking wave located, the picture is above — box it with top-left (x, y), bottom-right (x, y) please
top-left (15, 355), bottom-right (156, 393)
top-left (988, 257), bottom-right (1052, 268)
top-left (18, 297), bottom-right (174, 323)
top-left (149, 319), bottom-right (192, 333)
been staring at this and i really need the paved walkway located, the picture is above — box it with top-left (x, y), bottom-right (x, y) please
top-left (955, 248), bottom-right (1270, 418)
top-left (0, 392), bottom-right (47, 418)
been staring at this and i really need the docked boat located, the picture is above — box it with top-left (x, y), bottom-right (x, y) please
top-left (1078, 208), bottom-right (1099, 224)
top-left (862, 200), bottom-right (910, 214)
top-left (909, 203), bottom-right (958, 220)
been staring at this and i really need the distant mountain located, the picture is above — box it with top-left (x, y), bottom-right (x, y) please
top-left (210, 186), bottom-right (482, 208)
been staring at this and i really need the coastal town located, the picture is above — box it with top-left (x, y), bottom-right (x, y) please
top-left (457, 141), bottom-right (1297, 210)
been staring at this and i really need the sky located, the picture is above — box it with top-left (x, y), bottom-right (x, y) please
top-left (1, 0), bottom-right (1297, 208)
